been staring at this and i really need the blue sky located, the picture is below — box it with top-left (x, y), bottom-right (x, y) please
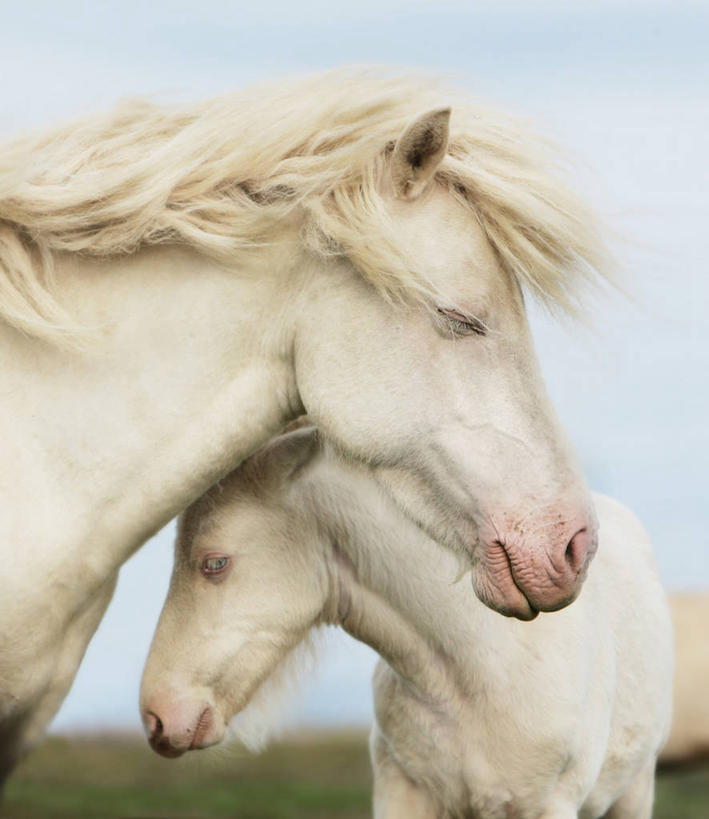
top-left (2, 1), bottom-right (707, 733)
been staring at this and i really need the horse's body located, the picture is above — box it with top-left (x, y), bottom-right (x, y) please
top-left (0, 71), bottom-right (608, 778)
top-left (0, 244), bottom-right (302, 774)
top-left (659, 593), bottom-right (709, 767)
top-left (141, 429), bottom-right (673, 819)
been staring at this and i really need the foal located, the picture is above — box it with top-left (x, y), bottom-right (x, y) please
top-left (141, 428), bottom-right (673, 818)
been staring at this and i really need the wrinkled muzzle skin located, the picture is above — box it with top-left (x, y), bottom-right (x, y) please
top-left (294, 185), bottom-right (598, 620)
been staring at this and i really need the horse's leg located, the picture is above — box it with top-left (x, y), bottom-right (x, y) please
top-left (0, 572), bottom-right (118, 789)
top-left (0, 710), bottom-right (32, 795)
top-left (602, 762), bottom-right (655, 819)
top-left (370, 730), bottom-right (437, 819)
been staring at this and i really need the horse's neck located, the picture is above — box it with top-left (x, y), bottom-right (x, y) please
top-left (0, 244), bottom-right (303, 595)
top-left (311, 454), bottom-right (488, 704)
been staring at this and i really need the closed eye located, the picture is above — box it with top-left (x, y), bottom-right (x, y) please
top-left (437, 307), bottom-right (488, 337)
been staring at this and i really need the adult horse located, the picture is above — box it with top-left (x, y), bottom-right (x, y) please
top-left (0, 70), bottom-right (606, 779)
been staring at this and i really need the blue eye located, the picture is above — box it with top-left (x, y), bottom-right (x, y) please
top-left (201, 555), bottom-right (230, 575)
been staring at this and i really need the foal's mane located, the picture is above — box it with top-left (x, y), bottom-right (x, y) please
top-left (0, 68), bottom-right (609, 342)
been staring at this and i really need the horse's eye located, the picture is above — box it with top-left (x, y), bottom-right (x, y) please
top-left (201, 555), bottom-right (230, 576)
top-left (437, 307), bottom-right (488, 337)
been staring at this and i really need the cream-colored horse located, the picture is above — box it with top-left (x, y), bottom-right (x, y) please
top-left (0, 71), bottom-right (607, 779)
top-left (660, 593), bottom-right (709, 767)
top-left (141, 427), bottom-right (673, 819)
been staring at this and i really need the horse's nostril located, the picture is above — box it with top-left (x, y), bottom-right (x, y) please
top-left (565, 527), bottom-right (588, 573)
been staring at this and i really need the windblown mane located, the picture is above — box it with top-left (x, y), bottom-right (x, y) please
top-left (0, 68), bottom-right (609, 342)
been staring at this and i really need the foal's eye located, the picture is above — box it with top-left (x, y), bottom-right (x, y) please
top-left (437, 307), bottom-right (488, 337)
top-left (201, 555), bottom-right (230, 576)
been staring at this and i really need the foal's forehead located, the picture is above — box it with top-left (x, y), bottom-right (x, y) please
top-left (177, 484), bottom-right (286, 556)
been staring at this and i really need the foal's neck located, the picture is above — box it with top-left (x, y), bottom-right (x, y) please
top-left (308, 453), bottom-right (485, 705)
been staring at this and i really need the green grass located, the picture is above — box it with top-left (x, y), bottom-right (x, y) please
top-left (2, 732), bottom-right (372, 819)
top-left (2, 732), bottom-right (707, 818)
top-left (654, 763), bottom-right (709, 819)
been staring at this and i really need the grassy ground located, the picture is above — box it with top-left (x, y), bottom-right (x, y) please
top-left (2, 732), bottom-right (707, 818)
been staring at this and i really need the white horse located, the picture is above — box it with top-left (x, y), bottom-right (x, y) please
top-left (141, 427), bottom-right (673, 819)
top-left (659, 593), bottom-right (709, 767)
top-left (0, 70), bottom-right (607, 779)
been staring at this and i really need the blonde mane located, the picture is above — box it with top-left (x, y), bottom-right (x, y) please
top-left (0, 68), bottom-right (609, 342)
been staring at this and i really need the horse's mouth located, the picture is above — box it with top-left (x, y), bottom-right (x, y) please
top-left (471, 540), bottom-right (540, 621)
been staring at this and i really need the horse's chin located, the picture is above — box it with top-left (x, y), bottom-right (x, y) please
top-left (149, 738), bottom-right (189, 759)
top-left (471, 567), bottom-right (540, 621)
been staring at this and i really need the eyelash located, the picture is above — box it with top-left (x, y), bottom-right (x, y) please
top-left (437, 308), bottom-right (488, 337)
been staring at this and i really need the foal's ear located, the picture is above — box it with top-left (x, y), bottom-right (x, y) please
top-left (390, 107), bottom-right (451, 200)
top-left (266, 427), bottom-right (319, 483)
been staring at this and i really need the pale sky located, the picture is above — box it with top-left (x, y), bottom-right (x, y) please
top-left (2, 1), bottom-right (707, 733)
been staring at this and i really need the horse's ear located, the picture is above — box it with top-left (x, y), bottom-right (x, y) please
top-left (390, 107), bottom-right (451, 200)
top-left (265, 426), bottom-right (319, 482)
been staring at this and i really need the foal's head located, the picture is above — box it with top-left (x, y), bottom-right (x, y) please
top-left (141, 428), bottom-right (324, 758)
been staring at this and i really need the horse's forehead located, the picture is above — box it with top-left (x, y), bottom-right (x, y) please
top-left (388, 187), bottom-right (512, 301)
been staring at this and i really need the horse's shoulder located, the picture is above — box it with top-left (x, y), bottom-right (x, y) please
top-left (591, 492), bottom-right (657, 574)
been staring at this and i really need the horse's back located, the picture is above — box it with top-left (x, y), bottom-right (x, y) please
top-left (660, 592), bottom-right (709, 766)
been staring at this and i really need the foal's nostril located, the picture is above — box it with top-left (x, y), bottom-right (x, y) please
top-left (146, 711), bottom-right (163, 741)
